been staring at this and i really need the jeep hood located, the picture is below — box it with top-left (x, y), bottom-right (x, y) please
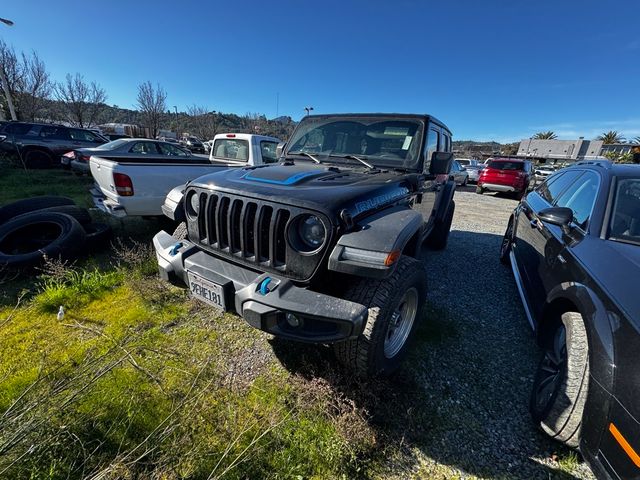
top-left (188, 163), bottom-right (417, 221)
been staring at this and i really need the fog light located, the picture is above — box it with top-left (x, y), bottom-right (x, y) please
top-left (285, 313), bottom-right (300, 327)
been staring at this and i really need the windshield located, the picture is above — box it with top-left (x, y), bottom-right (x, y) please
top-left (286, 116), bottom-right (425, 169)
top-left (94, 139), bottom-right (129, 150)
top-left (488, 160), bottom-right (524, 171)
top-left (609, 177), bottom-right (640, 246)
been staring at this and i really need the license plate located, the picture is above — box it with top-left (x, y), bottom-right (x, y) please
top-left (187, 272), bottom-right (226, 311)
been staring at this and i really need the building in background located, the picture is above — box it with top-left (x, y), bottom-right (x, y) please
top-left (517, 137), bottom-right (603, 163)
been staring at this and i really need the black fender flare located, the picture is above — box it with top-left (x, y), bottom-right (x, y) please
top-left (328, 206), bottom-right (423, 279)
top-left (434, 180), bottom-right (456, 224)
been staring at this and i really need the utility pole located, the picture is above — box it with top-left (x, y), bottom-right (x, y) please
top-left (0, 16), bottom-right (17, 121)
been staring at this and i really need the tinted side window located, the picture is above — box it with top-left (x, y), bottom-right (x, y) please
top-left (424, 128), bottom-right (439, 171)
top-left (39, 126), bottom-right (69, 140)
top-left (130, 142), bottom-right (159, 154)
top-left (555, 171), bottom-right (599, 230)
top-left (69, 129), bottom-right (99, 142)
top-left (7, 123), bottom-right (35, 135)
top-left (158, 143), bottom-right (188, 156)
top-left (260, 141), bottom-right (278, 163)
top-left (537, 170), bottom-right (583, 204)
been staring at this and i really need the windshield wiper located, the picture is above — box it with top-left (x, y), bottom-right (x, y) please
top-left (286, 151), bottom-right (321, 164)
top-left (328, 154), bottom-right (375, 170)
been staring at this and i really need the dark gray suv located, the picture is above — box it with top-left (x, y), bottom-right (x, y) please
top-left (0, 122), bottom-right (108, 168)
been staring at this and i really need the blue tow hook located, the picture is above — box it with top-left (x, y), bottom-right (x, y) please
top-left (169, 242), bottom-right (183, 256)
top-left (259, 277), bottom-right (272, 295)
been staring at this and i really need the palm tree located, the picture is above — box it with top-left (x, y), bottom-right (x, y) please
top-left (533, 131), bottom-right (557, 140)
top-left (597, 131), bottom-right (625, 144)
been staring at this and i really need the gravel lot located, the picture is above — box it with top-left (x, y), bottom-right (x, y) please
top-left (404, 187), bottom-right (595, 479)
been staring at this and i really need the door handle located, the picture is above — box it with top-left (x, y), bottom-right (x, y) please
top-left (530, 219), bottom-right (540, 229)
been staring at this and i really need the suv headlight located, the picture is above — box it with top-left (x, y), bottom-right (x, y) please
top-left (289, 214), bottom-right (326, 252)
top-left (186, 191), bottom-right (200, 218)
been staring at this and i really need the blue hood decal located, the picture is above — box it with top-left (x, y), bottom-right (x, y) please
top-left (242, 169), bottom-right (325, 185)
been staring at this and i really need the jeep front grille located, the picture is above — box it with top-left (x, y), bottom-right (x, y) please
top-left (187, 190), bottom-right (329, 281)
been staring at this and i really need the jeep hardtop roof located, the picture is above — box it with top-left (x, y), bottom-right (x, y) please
top-left (303, 113), bottom-right (451, 136)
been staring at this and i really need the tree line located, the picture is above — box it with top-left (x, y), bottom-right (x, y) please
top-left (0, 40), bottom-right (296, 141)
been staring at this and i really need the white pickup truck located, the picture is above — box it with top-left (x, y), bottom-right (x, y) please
top-left (90, 133), bottom-right (281, 217)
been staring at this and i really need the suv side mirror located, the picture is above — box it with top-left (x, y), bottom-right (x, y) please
top-left (429, 152), bottom-right (453, 176)
top-left (538, 207), bottom-right (573, 233)
top-left (276, 142), bottom-right (286, 159)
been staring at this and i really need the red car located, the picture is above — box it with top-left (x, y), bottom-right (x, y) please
top-left (477, 158), bottom-right (534, 199)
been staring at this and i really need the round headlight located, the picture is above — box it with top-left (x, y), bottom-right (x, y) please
top-left (187, 192), bottom-right (200, 217)
top-left (298, 215), bottom-right (325, 250)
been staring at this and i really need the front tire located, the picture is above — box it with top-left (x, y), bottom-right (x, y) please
top-left (530, 312), bottom-right (589, 448)
top-left (333, 256), bottom-right (427, 378)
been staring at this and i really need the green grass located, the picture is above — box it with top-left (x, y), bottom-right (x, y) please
top-left (0, 251), bottom-right (377, 479)
top-left (0, 159), bottom-right (94, 208)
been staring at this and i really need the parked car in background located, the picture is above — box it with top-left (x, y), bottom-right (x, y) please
top-left (450, 160), bottom-right (469, 186)
top-left (180, 136), bottom-right (205, 154)
top-left (534, 164), bottom-right (556, 184)
top-left (66, 138), bottom-right (194, 175)
top-left (457, 158), bottom-right (482, 183)
top-left (499, 160), bottom-right (640, 480)
top-left (203, 140), bottom-right (213, 154)
top-left (477, 158), bottom-right (534, 198)
top-left (0, 122), bottom-right (108, 168)
top-left (90, 133), bottom-right (281, 218)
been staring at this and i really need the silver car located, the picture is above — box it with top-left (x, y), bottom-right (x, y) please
top-left (450, 160), bottom-right (470, 186)
top-left (534, 165), bottom-right (556, 184)
top-left (456, 158), bottom-right (481, 183)
top-left (68, 138), bottom-right (198, 174)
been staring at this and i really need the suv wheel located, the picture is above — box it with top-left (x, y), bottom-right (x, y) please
top-left (333, 256), bottom-right (427, 377)
top-left (24, 150), bottom-right (53, 169)
top-left (530, 312), bottom-right (589, 448)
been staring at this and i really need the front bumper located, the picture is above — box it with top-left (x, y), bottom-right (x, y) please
top-left (153, 230), bottom-right (368, 343)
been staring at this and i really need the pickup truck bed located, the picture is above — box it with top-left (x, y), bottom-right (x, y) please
top-left (90, 155), bottom-right (240, 217)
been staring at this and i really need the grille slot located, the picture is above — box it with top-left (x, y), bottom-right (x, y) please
top-left (192, 190), bottom-right (327, 280)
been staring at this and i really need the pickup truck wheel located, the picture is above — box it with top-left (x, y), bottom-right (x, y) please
top-left (24, 150), bottom-right (53, 169)
top-left (0, 212), bottom-right (86, 267)
top-left (530, 312), bottom-right (589, 448)
top-left (499, 217), bottom-right (514, 265)
top-left (426, 200), bottom-right (455, 250)
top-left (0, 196), bottom-right (76, 226)
top-left (172, 222), bottom-right (188, 240)
top-left (332, 256), bottom-right (427, 378)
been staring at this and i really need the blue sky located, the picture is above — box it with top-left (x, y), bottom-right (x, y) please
top-left (2, 0), bottom-right (639, 142)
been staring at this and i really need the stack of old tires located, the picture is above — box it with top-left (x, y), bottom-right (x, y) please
top-left (0, 196), bottom-right (112, 268)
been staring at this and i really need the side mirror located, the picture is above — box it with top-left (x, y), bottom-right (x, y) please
top-left (538, 207), bottom-right (573, 233)
top-left (276, 142), bottom-right (286, 159)
top-left (429, 152), bottom-right (453, 176)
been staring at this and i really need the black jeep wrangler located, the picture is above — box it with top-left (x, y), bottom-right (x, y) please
top-left (154, 114), bottom-right (456, 377)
